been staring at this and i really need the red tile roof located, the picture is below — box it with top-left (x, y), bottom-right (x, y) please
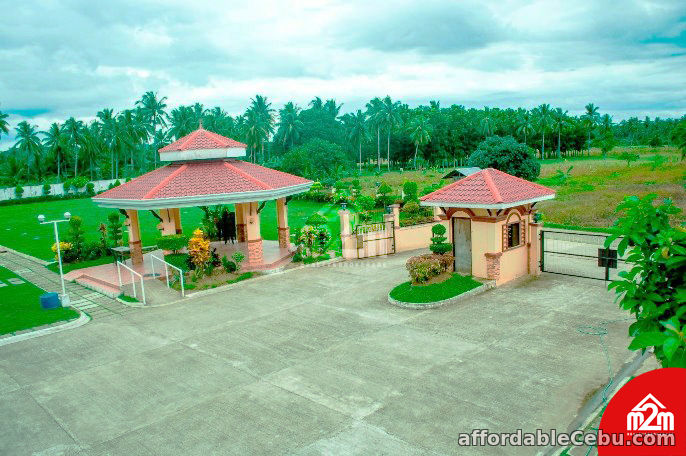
top-left (93, 160), bottom-right (311, 202)
top-left (158, 126), bottom-right (246, 153)
top-left (420, 168), bottom-right (555, 207)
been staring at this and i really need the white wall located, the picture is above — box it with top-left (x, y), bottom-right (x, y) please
top-left (0, 179), bottom-right (119, 201)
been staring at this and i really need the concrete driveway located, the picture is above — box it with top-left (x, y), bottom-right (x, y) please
top-left (0, 251), bottom-right (636, 455)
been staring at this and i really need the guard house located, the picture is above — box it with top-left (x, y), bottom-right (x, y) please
top-left (93, 126), bottom-right (313, 269)
top-left (442, 167), bottom-right (481, 182)
top-left (421, 168), bottom-right (555, 285)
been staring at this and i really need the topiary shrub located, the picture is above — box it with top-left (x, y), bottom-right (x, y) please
top-left (156, 234), bottom-right (189, 254)
top-left (14, 185), bottom-right (24, 199)
top-left (42, 183), bottom-right (51, 196)
top-left (306, 213), bottom-right (328, 227)
top-left (86, 182), bottom-right (95, 195)
top-left (402, 181), bottom-right (419, 202)
top-left (107, 212), bottom-right (124, 247)
top-left (429, 224), bottom-right (452, 254)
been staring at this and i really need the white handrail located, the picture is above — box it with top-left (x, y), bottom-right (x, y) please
top-left (150, 254), bottom-right (185, 298)
top-left (116, 261), bottom-right (146, 305)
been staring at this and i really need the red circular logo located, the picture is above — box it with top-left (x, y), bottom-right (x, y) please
top-left (598, 367), bottom-right (686, 455)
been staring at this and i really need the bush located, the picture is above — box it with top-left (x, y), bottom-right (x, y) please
top-left (156, 234), bottom-right (189, 253)
top-left (72, 176), bottom-right (88, 189)
top-left (67, 216), bottom-right (86, 258)
top-left (467, 135), bottom-right (540, 181)
top-left (406, 253), bottom-right (454, 284)
top-left (231, 251), bottom-right (245, 271)
top-left (86, 182), bottom-right (95, 195)
top-left (402, 201), bottom-right (420, 214)
top-left (403, 181), bottom-right (419, 202)
top-left (14, 185), bottom-right (24, 199)
top-left (429, 223), bottom-right (452, 254)
top-left (42, 183), bottom-right (51, 196)
top-left (188, 229), bottom-right (211, 272)
top-left (221, 256), bottom-right (237, 273)
top-left (83, 241), bottom-right (107, 260)
top-left (306, 213), bottom-right (328, 226)
top-left (164, 253), bottom-right (190, 272)
top-left (63, 179), bottom-right (73, 193)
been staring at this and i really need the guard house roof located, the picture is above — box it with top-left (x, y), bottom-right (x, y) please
top-left (442, 167), bottom-right (481, 179)
top-left (421, 168), bottom-right (555, 209)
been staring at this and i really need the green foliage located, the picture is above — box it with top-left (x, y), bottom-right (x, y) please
top-left (72, 176), bottom-right (88, 189)
top-left (67, 216), bottom-right (86, 259)
top-left (231, 251), bottom-right (245, 271)
top-left (42, 183), bottom-right (51, 196)
top-left (402, 201), bottom-right (420, 214)
top-left (648, 155), bottom-right (668, 171)
top-left (164, 253), bottom-right (190, 272)
top-left (221, 255), bottom-right (237, 273)
top-left (405, 253), bottom-right (454, 284)
top-left (390, 273), bottom-right (481, 303)
top-left (303, 253), bottom-right (331, 264)
top-left (402, 181), bottom-right (419, 202)
top-left (605, 195), bottom-right (686, 368)
top-left (156, 234), bottom-right (189, 254)
top-left (375, 182), bottom-right (394, 206)
top-left (617, 151), bottom-right (640, 166)
top-left (306, 212), bottom-right (328, 226)
top-left (429, 223), bottom-right (452, 254)
top-left (280, 139), bottom-right (351, 181)
top-left (377, 182), bottom-right (392, 195)
top-left (297, 224), bottom-right (332, 257)
top-left (63, 179), bottom-right (73, 193)
top-left (467, 135), bottom-right (540, 181)
top-left (107, 212), bottom-right (124, 247)
top-left (14, 185), bottom-right (23, 198)
top-left (86, 182), bottom-right (95, 195)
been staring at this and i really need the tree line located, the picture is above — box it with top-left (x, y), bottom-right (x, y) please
top-left (0, 94), bottom-right (684, 185)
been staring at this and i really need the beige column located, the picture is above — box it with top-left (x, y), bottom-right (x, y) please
top-left (172, 208), bottom-right (182, 234)
top-left (245, 202), bottom-right (263, 265)
top-left (528, 221), bottom-right (542, 277)
top-left (156, 208), bottom-right (177, 236)
top-left (389, 203), bottom-right (400, 228)
top-left (339, 209), bottom-right (356, 259)
top-left (125, 209), bottom-right (143, 266)
top-left (432, 206), bottom-right (442, 221)
top-left (235, 203), bottom-right (246, 242)
top-left (276, 198), bottom-right (290, 249)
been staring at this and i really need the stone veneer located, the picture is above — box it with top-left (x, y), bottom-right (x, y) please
top-left (484, 252), bottom-right (502, 280)
top-left (247, 238), bottom-right (263, 264)
top-left (130, 240), bottom-right (143, 266)
top-left (278, 227), bottom-right (290, 249)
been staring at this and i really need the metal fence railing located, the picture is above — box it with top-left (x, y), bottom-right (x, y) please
top-left (150, 254), bottom-right (185, 298)
top-left (116, 261), bottom-right (146, 305)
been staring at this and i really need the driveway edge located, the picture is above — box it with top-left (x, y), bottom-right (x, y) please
top-left (0, 311), bottom-right (90, 347)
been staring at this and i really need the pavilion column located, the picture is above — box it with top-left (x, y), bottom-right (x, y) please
top-left (172, 208), bottom-right (182, 234)
top-left (125, 209), bottom-right (144, 266)
top-left (276, 198), bottom-right (290, 249)
top-left (245, 201), bottom-right (263, 265)
top-left (235, 203), bottom-right (247, 243)
top-left (156, 208), bottom-right (178, 236)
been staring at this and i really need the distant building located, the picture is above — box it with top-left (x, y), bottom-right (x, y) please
top-left (442, 167), bottom-right (481, 181)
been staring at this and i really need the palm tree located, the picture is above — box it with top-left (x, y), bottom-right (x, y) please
top-left (309, 97), bottom-right (324, 111)
top-left (480, 107), bottom-right (495, 138)
top-left (600, 113), bottom-right (613, 133)
top-left (408, 116), bottom-right (432, 169)
top-left (63, 117), bottom-right (84, 176)
top-left (346, 110), bottom-right (369, 174)
top-left (515, 110), bottom-right (534, 145)
top-left (534, 104), bottom-right (553, 158)
top-left (119, 109), bottom-right (148, 173)
top-left (249, 95), bottom-right (274, 162)
top-left (14, 121), bottom-right (42, 177)
top-left (244, 109), bottom-right (265, 163)
top-left (276, 102), bottom-right (303, 151)
top-left (379, 96), bottom-right (401, 170)
top-left (0, 105), bottom-right (9, 140)
top-left (552, 108), bottom-right (570, 158)
top-left (365, 97), bottom-right (383, 170)
top-left (324, 99), bottom-right (343, 118)
top-left (169, 106), bottom-right (196, 140)
top-left (582, 103), bottom-right (600, 155)
top-left (42, 123), bottom-right (67, 181)
top-left (136, 91), bottom-right (168, 167)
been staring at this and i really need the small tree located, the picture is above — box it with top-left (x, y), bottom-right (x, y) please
top-left (42, 183), bottom-right (51, 196)
top-left (605, 195), bottom-right (685, 368)
top-left (402, 181), bottom-right (419, 203)
top-left (14, 185), bottom-right (24, 199)
top-left (376, 182), bottom-right (393, 207)
top-left (617, 152), bottom-right (639, 167)
top-left (231, 251), bottom-right (245, 271)
top-left (188, 229), bottom-right (211, 272)
top-left (107, 212), bottom-right (124, 247)
top-left (429, 224), bottom-right (452, 254)
top-left (67, 216), bottom-right (86, 258)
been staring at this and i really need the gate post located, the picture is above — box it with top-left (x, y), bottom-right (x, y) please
top-left (531, 223), bottom-right (542, 276)
top-left (339, 209), bottom-right (356, 260)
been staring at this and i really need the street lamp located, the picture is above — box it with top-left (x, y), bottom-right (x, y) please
top-left (38, 212), bottom-right (71, 307)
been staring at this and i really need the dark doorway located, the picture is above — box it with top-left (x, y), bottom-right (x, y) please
top-left (452, 218), bottom-right (472, 274)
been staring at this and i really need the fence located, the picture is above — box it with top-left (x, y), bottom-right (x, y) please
top-left (150, 254), bottom-right (186, 298)
top-left (0, 179), bottom-right (118, 201)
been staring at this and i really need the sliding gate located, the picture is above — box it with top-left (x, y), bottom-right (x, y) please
top-left (540, 230), bottom-right (628, 281)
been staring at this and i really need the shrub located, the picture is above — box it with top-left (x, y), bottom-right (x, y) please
top-left (402, 181), bottom-right (419, 202)
top-left (86, 182), bottom-right (95, 195)
top-left (402, 201), bottom-right (420, 214)
top-left (188, 229), bottom-right (211, 272)
top-left (297, 224), bottom-right (331, 256)
top-left (63, 179), bottom-right (73, 193)
top-left (114, 179), bottom-right (121, 187)
top-left (164, 253), bottom-right (190, 272)
top-left (67, 216), bottom-right (86, 258)
top-left (467, 135), bottom-right (540, 181)
top-left (406, 253), bottom-right (454, 284)
top-left (107, 212), bottom-right (124, 247)
top-left (72, 176), bottom-right (88, 189)
top-left (222, 255), bottom-right (237, 273)
top-left (156, 234), bottom-right (189, 254)
top-left (51, 241), bottom-right (73, 261)
top-left (42, 183), bottom-right (51, 196)
top-left (14, 185), bottom-right (24, 199)
top-left (231, 251), bottom-right (245, 271)
top-left (306, 213), bottom-right (328, 227)
top-left (83, 241), bottom-right (107, 260)
top-left (421, 184), bottom-right (440, 196)
top-left (429, 223), bottom-right (452, 254)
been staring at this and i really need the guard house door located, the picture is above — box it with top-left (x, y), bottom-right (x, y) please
top-left (452, 217), bottom-right (472, 274)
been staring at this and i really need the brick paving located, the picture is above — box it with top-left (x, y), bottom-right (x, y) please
top-left (0, 250), bottom-right (138, 320)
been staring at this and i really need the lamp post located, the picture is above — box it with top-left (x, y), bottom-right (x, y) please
top-left (38, 212), bottom-right (71, 307)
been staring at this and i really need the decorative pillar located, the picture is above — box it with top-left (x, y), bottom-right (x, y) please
top-left (339, 209), bottom-right (356, 259)
top-left (172, 208), bottom-right (182, 234)
top-left (528, 221), bottom-right (542, 276)
top-left (245, 202), bottom-right (263, 265)
top-left (276, 198), bottom-right (290, 249)
top-left (125, 209), bottom-right (143, 266)
top-left (389, 203), bottom-right (400, 228)
top-left (235, 203), bottom-right (246, 243)
top-left (432, 206), bottom-right (442, 221)
top-left (484, 252), bottom-right (502, 281)
top-left (156, 208), bottom-right (177, 236)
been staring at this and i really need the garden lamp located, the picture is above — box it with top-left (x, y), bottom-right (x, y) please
top-left (38, 213), bottom-right (72, 307)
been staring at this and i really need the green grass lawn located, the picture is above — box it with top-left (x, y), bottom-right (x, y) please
top-left (0, 198), bottom-right (341, 261)
top-left (389, 273), bottom-right (482, 304)
top-left (0, 266), bottom-right (79, 335)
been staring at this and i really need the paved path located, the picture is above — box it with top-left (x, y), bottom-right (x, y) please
top-left (0, 250), bottom-right (137, 320)
top-left (0, 251), bottom-right (636, 455)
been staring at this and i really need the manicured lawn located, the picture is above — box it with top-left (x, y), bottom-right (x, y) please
top-left (0, 198), bottom-right (341, 261)
top-left (46, 256), bottom-right (115, 274)
top-left (389, 273), bottom-right (482, 304)
top-left (0, 266), bottom-right (79, 335)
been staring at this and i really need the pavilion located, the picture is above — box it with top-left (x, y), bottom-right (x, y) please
top-left (93, 125), bottom-right (313, 269)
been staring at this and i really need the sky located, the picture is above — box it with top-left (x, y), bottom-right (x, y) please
top-left (1, 0), bottom-right (685, 148)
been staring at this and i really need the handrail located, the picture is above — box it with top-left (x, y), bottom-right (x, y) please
top-left (150, 254), bottom-right (185, 298)
top-left (116, 261), bottom-right (146, 305)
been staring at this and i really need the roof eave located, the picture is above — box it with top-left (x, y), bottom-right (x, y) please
top-left (92, 182), bottom-right (313, 209)
top-left (420, 193), bottom-right (556, 210)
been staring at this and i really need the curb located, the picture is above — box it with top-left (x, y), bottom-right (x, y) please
top-left (387, 280), bottom-right (496, 309)
top-left (0, 245), bottom-right (50, 266)
top-left (0, 311), bottom-right (90, 347)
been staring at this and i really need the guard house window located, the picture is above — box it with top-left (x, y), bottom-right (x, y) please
top-left (505, 222), bottom-right (521, 249)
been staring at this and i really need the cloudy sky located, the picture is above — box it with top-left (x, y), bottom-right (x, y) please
top-left (1, 0), bottom-right (685, 147)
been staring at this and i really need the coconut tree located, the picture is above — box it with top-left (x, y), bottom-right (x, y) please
top-left (169, 106), bottom-right (196, 140)
top-left (244, 109), bottom-right (265, 163)
top-left (408, 115), bottom-right (432, 169)
top-left (0, 105), bottom-right (9, 140)
top-left (515, 110), bottom-right (534, 145)
top-left (480, 107), bottom-right (495, 138)
top-left (345, 110), bottom-right (369, 174)
top-left (136, 91), bottom-right (168, 167)
top-left (14, 121), bottom-right (42, 178)
top-left (379, 96), bottom-right (401, 170)
top-left (552, 108), bottom-right (570, 158)
top-left (276, 102), bottom-right (303, 151)
top-left (42, 123), bottom-right (68, 181)
top-left (249, 95), bottom-right (274, 162)
top-left (534, 104), bottom-right (554, 158)
top-left (582, 103), bottom-right (600, 155)
top-left (63, 117), bottom-right (85, 176)
top-left (365, 97), bottom-right (383, 170)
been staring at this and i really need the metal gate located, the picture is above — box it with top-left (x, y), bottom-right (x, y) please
top-left (354, 220), bottom-right (395, 258)
top-left (540, 230), bottom-right (627, 281)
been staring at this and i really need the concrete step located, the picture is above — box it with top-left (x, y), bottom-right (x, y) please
top-left (75, 276), bottom-right (121, 298)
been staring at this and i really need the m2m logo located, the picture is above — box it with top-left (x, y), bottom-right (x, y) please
top-left (627, 393), bottom-right (675, 432)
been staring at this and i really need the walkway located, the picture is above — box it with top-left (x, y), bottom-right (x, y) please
top-left (0, 250), bottom-right (138, 320)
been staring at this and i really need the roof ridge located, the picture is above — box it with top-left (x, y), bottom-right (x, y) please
top-left (489, 167), bottom-right (555, 192)
top-left (143, 164), bottom-right (188, 199)
top-left (419, 168), bottom-right (482, 201)
top-left (223, 161), bottom-right (272, 190)
top-left (483, 169), bottom-right (503, 203)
